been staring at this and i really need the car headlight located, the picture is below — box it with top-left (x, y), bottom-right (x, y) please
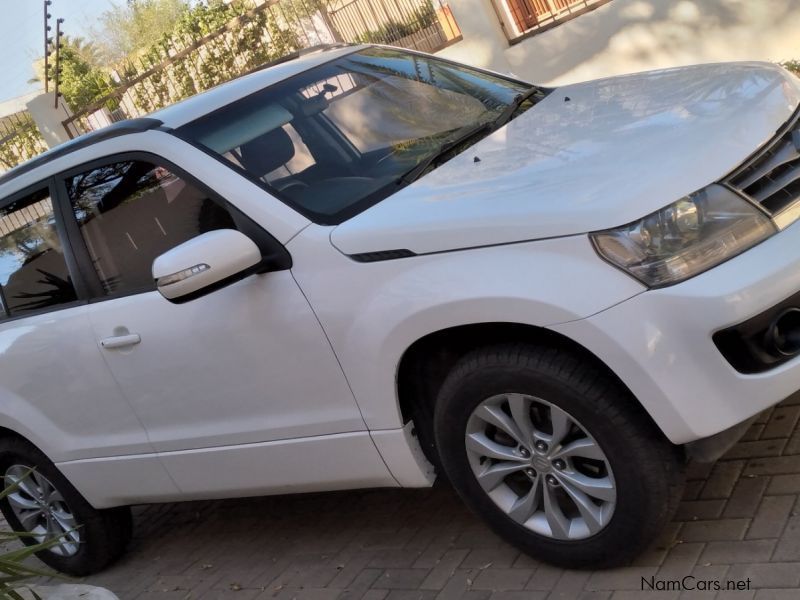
top-left (590, 184), bottom-right (776, 288)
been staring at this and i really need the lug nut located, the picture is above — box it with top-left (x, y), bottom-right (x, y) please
top-left (519, 447), bottom-right (530, 457)
top-left (525, 468), bottom-right (536, 477)
top-left (535, 441), bottom-right (548, 453)
top-left (553, 459), bottom-right (566, 470)
top-left (546, 475), bottom-right (559, 486)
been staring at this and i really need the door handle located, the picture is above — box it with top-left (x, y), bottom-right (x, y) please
top-left (100, 333), bottom-right (141, 349)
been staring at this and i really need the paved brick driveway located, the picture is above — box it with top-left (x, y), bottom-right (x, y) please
top-left (23, 394), bottom-right (800, 599)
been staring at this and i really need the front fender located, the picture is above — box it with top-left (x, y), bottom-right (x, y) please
top-left (289, 226), bottom-right (645, 429)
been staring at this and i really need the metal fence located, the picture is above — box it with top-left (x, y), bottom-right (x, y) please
top-left (0, 113), bottom-right (48, 174)
top-left (62, 0), bottom-right (461, 138)
top-left (328, 0), bottom-right (460, 53)
top-left (494, 0), bottom-right (611, 42)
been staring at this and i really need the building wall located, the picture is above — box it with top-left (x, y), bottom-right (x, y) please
top-left (0, 91), bottom-right (42, 120)
top-left (437, 0), bottom-right (800, 85)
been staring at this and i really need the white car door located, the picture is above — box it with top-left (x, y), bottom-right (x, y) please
top-left (0, 181), bottom-right (156, 463)
top-left (55, 154), bottom-right (393, 498)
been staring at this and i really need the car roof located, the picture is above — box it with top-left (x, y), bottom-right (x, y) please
top-left (0, 44), bottom-right (365, 194)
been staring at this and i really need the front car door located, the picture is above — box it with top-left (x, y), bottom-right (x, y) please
top-left (54, 150), bottom-right (394, 498)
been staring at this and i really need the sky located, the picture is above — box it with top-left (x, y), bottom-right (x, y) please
top-left (0, 0), bottom-right (115, 103)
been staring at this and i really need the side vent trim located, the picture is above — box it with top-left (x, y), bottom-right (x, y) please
top-left (349, 249), bottom-right (417, 263)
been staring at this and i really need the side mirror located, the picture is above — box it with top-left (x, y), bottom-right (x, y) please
top-left (153, 229), bottom-right (262, 302)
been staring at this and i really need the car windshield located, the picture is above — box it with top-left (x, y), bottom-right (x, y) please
top-left (177, 47), bottom-right (535, 224)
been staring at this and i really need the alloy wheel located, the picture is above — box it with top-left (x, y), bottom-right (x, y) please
top-left (4, 465), bottom-right (80, 556)
top-left (465, 393), bottom-right (616, 540)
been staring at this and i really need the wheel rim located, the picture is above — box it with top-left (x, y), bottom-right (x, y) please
top-left (465, 393), bottom-right (616, 540)
top-left (4, 465), bottom-right (80, 556)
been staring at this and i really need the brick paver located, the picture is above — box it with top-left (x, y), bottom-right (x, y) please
top-left (17, 393), bottom-right (800, 598)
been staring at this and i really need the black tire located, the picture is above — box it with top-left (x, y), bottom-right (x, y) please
top-left (434, 343), bottom-right (685, 569)
top-left (0, 437), bottom-right (132, 576)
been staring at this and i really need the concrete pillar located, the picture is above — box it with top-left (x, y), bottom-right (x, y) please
top-left (434, 0), bottom-right (515, 76)
top-left (26, 93), bottom-right (73, 149)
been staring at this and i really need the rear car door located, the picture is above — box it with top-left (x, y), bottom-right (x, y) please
top-left (0, 181), bottom-right (153, 464)
top-left (54, 153), bottom-right (391, 497)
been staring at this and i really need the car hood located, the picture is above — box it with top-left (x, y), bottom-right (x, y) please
top-left (331, 62), bottom-right (800, 256)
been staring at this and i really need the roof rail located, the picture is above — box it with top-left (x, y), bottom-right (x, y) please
top-left (298, 43), bottom-right (356, 56)
top-left (0, 118), bottom-right (163, 188)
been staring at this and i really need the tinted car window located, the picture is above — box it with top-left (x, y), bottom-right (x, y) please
top-left (178, 47), bottom-right (532, 224)
top-left (66, 160), bottom-right (236, 297)
top-left (0, 187), bottom-right (77, 318)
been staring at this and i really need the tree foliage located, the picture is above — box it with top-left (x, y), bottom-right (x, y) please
top-left (0, 123), bottom-right (47, 173)
top-left (31, 36), bottom-right (116, 113)
top-left (30, 36), bottom-right (103, 84)
top-left (354, 3), bottom-right (438, 44)
top-left (114, 0), bottom-right (300, 115)
top-left (94, 0), bottom-right (191, 64)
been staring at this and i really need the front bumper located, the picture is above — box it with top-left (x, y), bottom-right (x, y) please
top-left (684, 415), bottom-right (759, 463)
top-left (550, 218), bottom-right (800, 445)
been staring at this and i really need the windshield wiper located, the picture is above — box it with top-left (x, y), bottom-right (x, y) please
top-left (493, 86), bottom-right (543, 130)
top-left (397, 87), bottom-right (544, 187)
top-left (398, 121), bottom-right (495, 186)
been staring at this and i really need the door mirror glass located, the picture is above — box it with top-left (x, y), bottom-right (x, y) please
top-left (152, 229), bottom-right (261, 302)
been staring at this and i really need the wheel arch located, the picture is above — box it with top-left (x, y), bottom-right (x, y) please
top-left (0, 425), bottom-right (35, 447)
top-left (0, 410), bottom-right (59, 461)
top-left (396, 322), bottom-right (670, 465)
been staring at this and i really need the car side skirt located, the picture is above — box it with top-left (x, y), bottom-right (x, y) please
top-left (57, 431), bottom-right (400, 508)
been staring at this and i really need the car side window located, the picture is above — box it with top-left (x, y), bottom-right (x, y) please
top-left (0, 187), bottom-right (77, 319)
top-left (66, 159), bottom-right (237, 297)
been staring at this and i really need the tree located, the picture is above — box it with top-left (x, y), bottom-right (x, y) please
top-left (93, 0), bottom-right (190, 64)
top-left (29, 36), bottom-right (103, 84)
top-left (63, 37), bottom-right (104, 67)
top-left (30, 36), bottom-right (115, 112)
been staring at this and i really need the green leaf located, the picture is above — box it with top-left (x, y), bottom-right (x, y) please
top-left (0, 468), bottom-right (35, 501)
top-left (1, 587), bottom-right (27, 600)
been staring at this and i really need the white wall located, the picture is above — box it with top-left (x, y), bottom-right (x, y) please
top-left (0, 91), bottom-right (42, 120)
top-left (437, 0), bottom-right (800, 85)
top-left (26, 93), bottom-right (73, 149)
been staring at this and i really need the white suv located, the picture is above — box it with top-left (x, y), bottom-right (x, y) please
top-left (0, 44), bottom-right (799, 575)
